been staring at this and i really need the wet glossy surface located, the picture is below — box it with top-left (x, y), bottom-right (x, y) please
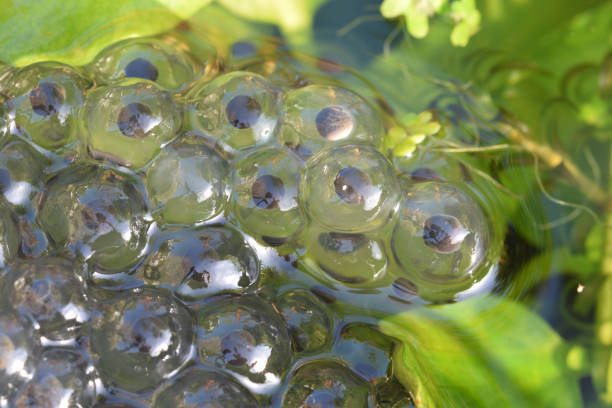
top-left (82, 80), bottom-right (181, 168)
top-left (140, 226), bottom-right (260, 301)
top-left (3, 62), bottom-right (90, 150)
top-left (302, 144), bottom-right (400, 233)
top-left (189, 71), bottom-right (281, 153)
top-left (37, 164), bottom-right (149, 275)
top-left (1, 258), bottom-right (89, 340)
top-left (195, 295), bottom-right (292, 393)
top-left (232, 146), bottom-right (304, 244)
top-left (146, 135), bottom-right (231, 225)
top-left (89, 287), bottom-right (194, 394)
top-left (152, 367), bottom-right (260, 408)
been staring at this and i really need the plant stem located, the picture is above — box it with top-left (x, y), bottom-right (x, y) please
top-left (596, 140), bottom-right (612, 404)
top-left (497, 123), bottom-right (612, 210)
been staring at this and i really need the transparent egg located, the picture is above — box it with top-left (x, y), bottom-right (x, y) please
top-left (4, 62), bottom-right (91, 150)
top-left (1, 258), bottom-right (88, 340)
top-left (333, 323), bottom-right (392, 383)
top-left (146, 135), bottom-right (231, 225)
top-left (0, 200), bottom-right (18, 269)
top-left (0, 140), bottom-right (46, 210)
top-left (37, 164), bottom-right (149, 275)
top-left (281, 360), bottom-right (371, 408)
top-left (394, 151), bottom-right (465, 184)
top-left (188, 71), bottom-right (281, 154)
top-left (82, 79), bottom-right (181, 169)
top-left (275, 289), bottom-right (332, 353)
top-left (301, 144), bottom-right (400, 233)
top-left (0, 307), bottom-right (41, 405)
top-left (195, 295), bottom-right (292, 389)
top-left (231, 146), bottom-right (304, 246)
top-left (391, 181), bottom-right (491, 296)
top-left (304, 226), bottom-right (387, 285)
top-left (90, 37), bottom-right (209, 91)
top-left (279, 84), bottom-right (384, 157)
top-left (140, 226), bottom-right (260, 302)
top-left (152, 367), bottom-right (260, 408)
top-left (89, 287), bottom-right (194, 394)
top-left (14, 348), bottom-right (94, 408)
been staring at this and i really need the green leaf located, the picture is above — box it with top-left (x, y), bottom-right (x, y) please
top-left (217, 0), bottom-right (327, 34)
top-left (0, 0), bottom-right (213, 66)
top-left (380, 296), bottom-right (583, 408)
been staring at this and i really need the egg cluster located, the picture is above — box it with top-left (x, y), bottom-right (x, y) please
top-left (0, 35), bottom-right (497, 406)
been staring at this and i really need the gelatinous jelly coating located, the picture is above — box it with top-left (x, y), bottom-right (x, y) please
top-left (188, 71), bottom-right (281, 153)
top-left (82, 79), bottom-right (181, 168)
top-left (3, 61), bottom-right (91, 150)
top-left (14, 348), bottom-right (95, 408)
top-left (279, 85), bottom-right (384, 157)
top-left (333, 323), bottom-right (393, 382)
top-left (392, 181), bottom-right (491, 296)
top-left (141, 226), bottom-right (260, 301)
top-left (0, 308), bottom-right (41, 405)
top-left (305, 227), bottom-right (388, 285)
top-left (281, 360), bottom-right (372, 408)
top-left (90, 37), bottom-right (208, 91)
top-left (394, 150), bottom-right (465, 184)
top-left (275, 289), bottom-right (333, 353)
top-left (37, 163), bottom-right (149, 272)
top-left (146, 136), bottom-right (231, 225)
top-left (195, 295), bottom-right (292, 388)
top-left (152, 367), bottom-right (260, 408)
top-left (301, 144), bottom-right (400, 233)
top-left (1, 258), bottom-right (89, 340)
top-left (0, 140), bottom-right (46, 210)
top-left (0, 200), bottom-right (19, 269)
top-left (231, 146), bottom-right (304, 244)
top-left (89, 287), bottom-right (194, 394)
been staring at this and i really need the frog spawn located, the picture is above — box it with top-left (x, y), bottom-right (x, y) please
top-left (0, 35), bottom-right (503, 407)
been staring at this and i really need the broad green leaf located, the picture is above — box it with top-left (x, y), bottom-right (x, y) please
top-left (380, 296), bottom-right (583, 407)
top-left (217, 0), bottom-right (327, 34)
top-left (0, 0), bottom-right (213, 66)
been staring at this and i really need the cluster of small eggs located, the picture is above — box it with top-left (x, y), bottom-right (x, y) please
top-left (0, 35), bottom-right (495, 407)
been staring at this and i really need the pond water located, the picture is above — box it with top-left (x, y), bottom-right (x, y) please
top-left (0, 1), bottom-right (610, 407)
